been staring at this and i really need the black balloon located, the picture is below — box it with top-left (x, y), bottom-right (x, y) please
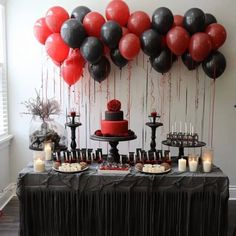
top-left (89, 56), bottom-right (111, 83)
top-left (140, 29), bottom-right (162, 57)
top-left (205, 13), bottom-right (217, 28)
top-left (100, 21), bottom-right (122, 49)
top-left (80, 37), bottom-right (104, 64)
top-left (202, 51), bottom-right (226, 79)
top-left (150, 47), bottom-right (174, 74)
top-left (61, 19), bottom-right (87, 48)
top-left (181, 51), bottom-right (201, 70)
top-left (110, 48), bottom-right (128, 68)
top-left (183, 8), bottom-right (205, 34)
top-left (71, 6), bottom-right (91, 23)
top-left (152, 7), bottom-right (174, 35)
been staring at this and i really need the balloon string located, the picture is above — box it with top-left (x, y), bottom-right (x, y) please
top-left (114, 70), bottom-right (116, 99)
top-left (99, 83), bottom-right (102, 148)
top-left (41, 47), bottom-right (44, 102)
top-left (211, 79), bottom-right (216, 148)
top-left (45, 60), bottom-right (48, 101)
top-left (126, 63), bottom-right (132, 122)
top-left (150, 73), bottom-right (155, 109)
top-left (144, 60), bottom-right (149, 147)
top-left (201, 75), bottom-right (206, 141)
top-left (208, 80), bottom-right (212, 146)
top-left (85, 102), bottom-right (88, 149)
top-left (195, 68), bottom-right (200, 130)
top-left (168, 72), bottom-right (172, 132)
top-left (106, 74), bottom-right (110, 102)
top-left (94, 78), bottom-right (96, 103)
top-left (88, 76), bottom-right (91, 148)
top-left (177, 58), bottom-right (181, 101)
top-left (67, 86), bottom-right (71, 112)
top-left (59, 64), bottom-right (62, 105)
top-left (142, 95), bottom-right (145, 150)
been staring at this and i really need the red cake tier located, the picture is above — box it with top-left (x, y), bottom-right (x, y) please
top-left (101, 120), bottom-right (128, 136)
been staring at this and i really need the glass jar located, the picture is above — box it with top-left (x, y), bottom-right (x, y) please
top-left (29, 117), bottom-right (67, 151)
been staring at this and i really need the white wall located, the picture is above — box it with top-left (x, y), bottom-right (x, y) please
top-left (0, 140), bottom-right (10, 190)
top-left (6, 0), bottom-right (236, 190)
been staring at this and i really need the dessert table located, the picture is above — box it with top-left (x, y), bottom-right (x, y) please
top-left (17, 162), bottom-right (229, 236)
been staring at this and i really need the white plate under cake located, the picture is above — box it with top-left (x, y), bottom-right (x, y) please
top-left (135, 163), bottom-right (171, 174)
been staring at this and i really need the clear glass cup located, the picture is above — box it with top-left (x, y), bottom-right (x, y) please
top-left (188, 154), bottom-right (199, 172)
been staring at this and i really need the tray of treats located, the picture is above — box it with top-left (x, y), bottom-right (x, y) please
top-left (98, 163), bottom-right (130, 174)
top-left (135, 163), bottom-right (171, 174)
top-left (52, 162), bottom-right (88, 173)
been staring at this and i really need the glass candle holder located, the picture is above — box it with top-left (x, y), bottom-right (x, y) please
top-left (44, 141), bottom-right (54, 161)
top-left (188, 154), bottom-right (199, 172)
top-left (202, 149), bottom-right (213, 172)
top-left (33, 151), bottom-right (45, 172)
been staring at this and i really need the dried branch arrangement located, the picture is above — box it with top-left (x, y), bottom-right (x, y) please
top-left (22, 91), bottom-right (61, 121)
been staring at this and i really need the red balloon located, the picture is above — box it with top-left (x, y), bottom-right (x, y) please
top-left (45, 33), bottom-right (69, 63)
top-left (105, 0), bottom-right (130, 26)
top-left (33, 17), bottom-right (52, 44)
top-left (173, 15), bottom-right (184, 27)
top-left (166, 26), bottom-right (190, 56)
top-left (83, 12), bottom-right (106, 38)
top-left (119, 33), bottom-right (140, 60)
top-left (127, 11), bottom-right (151, 36)
top-left (122, 27), bottom-right (130, 36)
top-left (61, 49), bottom-right (85, 86)
top-left (45, 6), bottom-right (69, 33)
top-left (205, 23), bottom-right (227, 50)
top-left (189, 33), bottom-right (212, 62)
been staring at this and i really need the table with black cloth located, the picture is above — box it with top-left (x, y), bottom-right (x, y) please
top-left (17, 162), bottom-right (229, 236)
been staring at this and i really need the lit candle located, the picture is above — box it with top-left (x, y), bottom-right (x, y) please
top-left (34, 158), bottom-right (45, 172)
top-left (189, 159), bottom-right (198, 172)
top-left (192, 125), bottom-right (194, 135)
top-left (180, 122), bottom-right (182, 133)
top-left (44, 143), bottom-right (52, 161)
top-left (171, 125), bottom-right (174, 134)
top-left (185, 122), bottom-right (187, 133)
top-left (189, 123), bottom-right (192, 135)
top-left (174, 122), bottom-right (177, 132)
top-left (178, 158), bottom-right (186, 172)
top-left (203, 160), bottom-right (212, 172)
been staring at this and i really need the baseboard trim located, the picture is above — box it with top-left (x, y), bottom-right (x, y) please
top-left (0, 182), bottom-right (16, 210)
top-left (229, 185), bottom-right (236, 200)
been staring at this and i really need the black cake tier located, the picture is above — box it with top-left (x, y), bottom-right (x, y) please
top-left (105, 111), bottom-right (124, 121)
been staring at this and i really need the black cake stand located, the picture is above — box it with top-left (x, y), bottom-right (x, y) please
top-left (90, 134), bottom-right (137, 163)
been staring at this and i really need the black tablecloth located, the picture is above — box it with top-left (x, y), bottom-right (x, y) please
top-left (17, 163), bottom-right (229, 236)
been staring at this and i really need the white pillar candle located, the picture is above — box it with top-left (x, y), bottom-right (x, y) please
top-left (189, 123), bottom-right (192, 135)
top-left (189, 160), bottom-right (198, 172)
top-left (171, 125), bottom-right (174, 134)
top-left (178, 158), bottom-right (186, 172)
top-left (44, 143), bottom-right (52, 161)
top-left (180, 122), bottom-right (182, 133)
top-left (34, 159), bottom-right (45, 172)
top-left (174, 122), bottom-right (177, 132)
top-left (203, 160), bottom-right (212, 172)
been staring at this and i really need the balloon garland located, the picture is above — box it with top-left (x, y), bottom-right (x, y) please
top-left (33, 1), bottom-right (227, 85)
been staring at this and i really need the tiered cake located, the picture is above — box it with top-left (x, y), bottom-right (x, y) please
top-left (101, 99), bottom-right (128, 136)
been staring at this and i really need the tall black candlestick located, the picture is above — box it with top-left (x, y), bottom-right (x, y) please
top-left (146, 114), bottom-right (163, 152)
top-left (65, 112), bottom-right (82, 151)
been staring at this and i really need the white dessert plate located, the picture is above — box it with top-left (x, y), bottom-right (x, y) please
top-left (135, 167), bottom-right (171, 175)
top-left (52, 166), bottom-right (88, 173)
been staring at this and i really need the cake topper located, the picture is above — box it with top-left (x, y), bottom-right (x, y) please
top-left (107, 99), bottom-right (121, 112)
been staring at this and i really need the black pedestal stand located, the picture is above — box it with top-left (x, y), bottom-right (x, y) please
top-left (90, 135), bottom-right (137, 163)
top-left (146, 115), bottom-right (163, 152)
top-left (65, 112), bottom-right (82, 151)
top-left (162, 140), bottom-right (206, 160)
